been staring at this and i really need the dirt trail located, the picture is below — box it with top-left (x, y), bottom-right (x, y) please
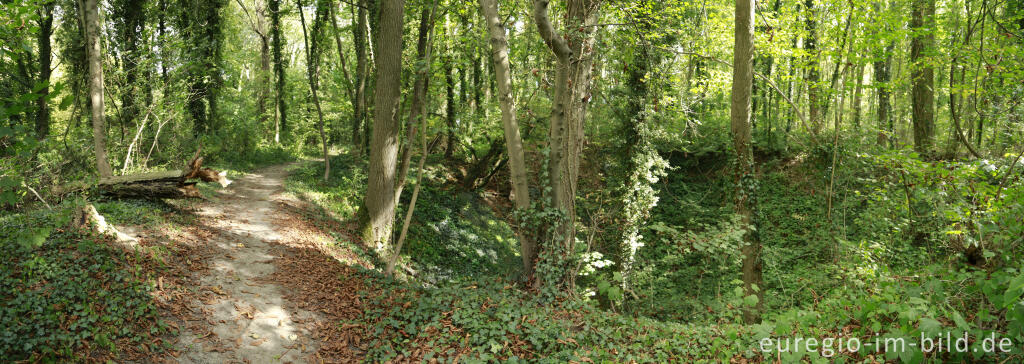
top-left (172, 164), bottom-right (322, 363)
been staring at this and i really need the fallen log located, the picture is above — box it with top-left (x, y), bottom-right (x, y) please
top-left (96, 151), bottom-right (231, 200)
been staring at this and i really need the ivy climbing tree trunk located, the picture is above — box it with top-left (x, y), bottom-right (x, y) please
top-left (618, 0), bottom-right (667, 295)
top-left (479, 0), bottom-right (535, 281)
top-left (359, 0), bottom-right (405, 252)
top-left (84, 0), bottom-right (113, 178)
top-left (732, 0), bottom-right (763, 324)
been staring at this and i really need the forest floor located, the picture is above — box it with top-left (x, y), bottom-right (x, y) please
top-left (119, 162), bottom-right (371, 363)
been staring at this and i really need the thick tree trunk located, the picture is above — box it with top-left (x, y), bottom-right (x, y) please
top-left (359, 0), bottom-right (405, 252)
top-left (480, 0), bottom-right (535, 281)
top-left (911, 0), bottom-right (936, 155)
top-left (732, 0), bottom-right (762, 324)
top-left (84, 0), bottom-right (113, 178)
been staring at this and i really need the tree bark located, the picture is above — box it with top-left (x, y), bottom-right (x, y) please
top-left (480, 0), bottom-right (535, 281)
top-left (359, 0), bottom-right (405, 252)
top-left (351, 0), bottom-right (369, 155)
top-left (732, 0), bottom-right (762, 324)
top-left (804, 0), bottom-right (822, 135)
top-left (298, 0), bottom-right (331, 181)
top-left (875, 33), bottom-right (894, 146)
top-left (852, 63), bottom-right (864, 130)
top-left (533, 0), bottom-right (599, 289)
top-left (444, 54), bottom-right (457, 159)
top-left (35, 1), bottom-right (54, 138)
top-left (115, 0), bottom-right (146, 136)
top-left (911, 0), bottom-right (936, 155)
top-left (328, 0), bottom-right (354, 102)
top-left (395, 6), bottom-right (436, 204)
top-left (270, 0), bottom-right (288, 143)
top-left (84, 0), bottom-right (113, 178)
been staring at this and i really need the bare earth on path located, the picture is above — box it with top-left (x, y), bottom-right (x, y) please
top-left (170, 163), bottom-right (324, 364)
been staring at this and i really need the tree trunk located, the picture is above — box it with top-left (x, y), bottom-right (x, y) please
top-left (444, 54), bottom-right (457, 159)
top-left (480, 0), bottom-right (535, 281)
top-left (328, 0), bottom-right (354, 102)
top-left (35, 1), bottom-right (54, 138)
top-left (533, 0), bottom-right (600, 290)
top-left (84, 0), bottom-right (113, 178)
top-left (804, 0), bottom-right (822, 135)
top-left (298, 0), bottom-right (331, 181)
top-left (911, 0), bottom-right (936, 155)
top-left (270, 0), bottom-right (287, 143)
top-left (359, 0), bottom-right (405, 252)
top-left (395, 6), bottom-right (436, 204)
top-left (352, 0), bottom-right (369, 155)
top-left (875, 40), bottom-right (894, 146)
top-left (852, 63), bottom-right (864, 130)
top-left (732, 0), bottom-right (762, 324)
top-left (387, 66), bottom-right (432, 278)
top-left (116, 0), bottom-right (145, 137)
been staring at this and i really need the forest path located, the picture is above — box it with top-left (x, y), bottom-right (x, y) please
top-left (172, 163), bottom-right (323, 363)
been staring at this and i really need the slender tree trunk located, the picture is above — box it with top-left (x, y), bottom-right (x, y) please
top-left (35, 1), bottom-right (54, 138)
top-left (875, 41), bottom-right (894, 146)
top-left (387, 74), bottom-right (431, 278)
top-left (821, 5), bottom-right (854, 122)
top-left (395, 5), bottom-right (436, 205)
top-left (732, 0), bottom-right (762, 324)
top-left (359, 0), bottom-right (405, 251)
top-left (480, 0), bottom-right (535, 281)
top-left (533, 0), bottom-right (600, 289)
top-left (911, 0), bottom-right (936, 155)
top-left (472, 51), bottom-right (482, 114)
top-left (85, 0), bottom-right (113, 178)
top-left (328, 0), bottom-right (354, 101)
top-left (444, 54), bottom-right (456, 159)
top-left (852, 63), bottom-right (864, 130)
top-left (804, 0), bottom-right (822, 135)
top-left (270, 0), bottom-right (287, 143)
top-left (298, 0), bottom-right (331, 181)
top-left (352, 0), bottom-right (369, 155)
top-left (159, 0), bottom-right (168, 85)
top-left (117, 0), bottom-right (145, 135)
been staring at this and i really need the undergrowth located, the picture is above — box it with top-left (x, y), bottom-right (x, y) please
top-left (0, 203), bottom-right (172, 361)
